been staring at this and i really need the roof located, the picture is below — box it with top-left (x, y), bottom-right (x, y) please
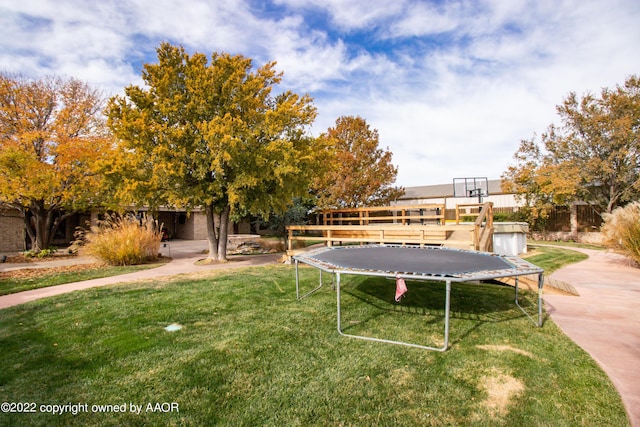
top-left (399, 179), bottom-right (506, 200)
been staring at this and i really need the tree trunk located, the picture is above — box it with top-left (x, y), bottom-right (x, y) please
top-left (30, 201), bottom-right (65, 252)
top-left (29, 201), bottom-right (51, 252)
top-left (205, 203), bottom-right (219, 261)
top-left (24, 201), bottom-right (80, 252)
top-left (216, 205), bottom-right (230, 262)
top-left (23, 209), bottom-right (36, 250)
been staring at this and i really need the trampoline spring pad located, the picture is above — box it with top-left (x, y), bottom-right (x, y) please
top-left (294, 245), bottom-right (542, 282)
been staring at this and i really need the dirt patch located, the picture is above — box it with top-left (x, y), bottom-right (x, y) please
top-left (478, 370), bottom-right (525, 418)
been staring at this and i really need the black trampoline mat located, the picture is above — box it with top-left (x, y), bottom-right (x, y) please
top-left (308, 246), bottom-right (512, 276)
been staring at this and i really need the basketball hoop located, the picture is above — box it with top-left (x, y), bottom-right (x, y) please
top-left (453, 177), bottom-right (489, 202)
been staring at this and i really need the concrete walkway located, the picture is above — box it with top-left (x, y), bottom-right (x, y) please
top-left (0, 240), bottom-right (281, 309)
top-left (545, 248), bottom-right (640, 427)
top-left (1, 242), bottom-right (638, 425)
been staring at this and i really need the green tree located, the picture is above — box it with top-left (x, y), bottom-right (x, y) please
top-left (106, 43), bottom-right (324, 262)
top-left (503, 75), bottom-right (640, 225)
top-left (314, 115), bottom-right (404, 209)
top-left (0, 73), bottom-right (111, 252)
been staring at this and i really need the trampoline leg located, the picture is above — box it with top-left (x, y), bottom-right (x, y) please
top-left (538, 273), bottom-right (544, 327)
top-left (336, 273), bottom-right (450, 352)
top-left (514, 274), bottom-right (544, 327)
top-left (336, 272), bottom-right (342, 333)
top-left (295, 259), bottom-right (324, 300)
top-left (443, 280), bottom-right (451, 350)
top-left (295, 259), bottom-right (299, 298)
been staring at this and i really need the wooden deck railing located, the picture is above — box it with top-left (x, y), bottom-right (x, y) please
top-left (286, 224), bottom-right (474, 254)
top-left (321, 203), bottom-right (445, 225)
top-left (287, 202), bottom-right (494, 256)
top-left (453, 202), bottom-right (494, 251)
top-left (472, 202), bottom-right (494, 252)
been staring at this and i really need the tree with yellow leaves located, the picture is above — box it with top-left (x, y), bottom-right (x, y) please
top-left (503, 75), bottom-right (640, 227)
top-left (106, 43), bottom-right (324, 262)
top-left (0, 73), bottom-right (112, 252)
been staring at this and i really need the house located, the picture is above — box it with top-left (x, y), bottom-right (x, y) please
top-left (0, 206), bottom-right (252, 253)
top-left (393, 179), bottom-right (517, 216)
top-left (0, 207), bottom-right (25, 252)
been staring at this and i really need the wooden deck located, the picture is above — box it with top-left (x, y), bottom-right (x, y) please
top-left (287, 203), bottom-right (494, 257)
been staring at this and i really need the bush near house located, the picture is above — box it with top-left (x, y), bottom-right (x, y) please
top-left (74, 215), bottom-right (163, 266)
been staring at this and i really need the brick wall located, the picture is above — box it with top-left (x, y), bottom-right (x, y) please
top-left (0, 208), bottom-right (25, 253)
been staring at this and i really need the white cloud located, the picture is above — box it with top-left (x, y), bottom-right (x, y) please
top-left (389, 1), bottom-right (464, 37)
top-left (1, 0), bottom-right (639, 187)
top-left (275, 0), bottom-right (406, 30)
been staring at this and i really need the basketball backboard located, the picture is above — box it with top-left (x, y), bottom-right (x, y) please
top-left (453, 177), bottom-right (489, 202)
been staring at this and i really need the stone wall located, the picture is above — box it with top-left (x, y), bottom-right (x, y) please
top-left (530, 231), bottom-right (604, 245)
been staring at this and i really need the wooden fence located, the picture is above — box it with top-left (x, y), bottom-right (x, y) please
top-left (477, 205), bottom-right (602, 232)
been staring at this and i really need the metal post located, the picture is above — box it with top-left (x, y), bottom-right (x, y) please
top-left (295, 259), bottom-right (300, 299)
top-left (294, 257), bottom-right (324, 300)
top-left (538, 273), bottom-right (544, 327)
top-left (514, 274), bottom-right (544, 327)
top-left (443, 280), bottom-right (451, 350)
top-left (336, 272), bottom-right (342, 333)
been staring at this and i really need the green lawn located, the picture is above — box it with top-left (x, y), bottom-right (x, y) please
top-left (529, 240), bottom-right (605, 251)
top-left (0, 261), bottom-right (628, 426)
top-left (0, 263), bottom-right (166, 296)
top-left (523, 245), bottom-right (589, 274)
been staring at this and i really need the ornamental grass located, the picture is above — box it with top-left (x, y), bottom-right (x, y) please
top-left (75, 214), bottom-right (163, 266)
top-left (601, 201), bottom-right (640, 264)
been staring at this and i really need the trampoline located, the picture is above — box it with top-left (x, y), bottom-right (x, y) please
top-left (294, 245), bottom-right (544, 351)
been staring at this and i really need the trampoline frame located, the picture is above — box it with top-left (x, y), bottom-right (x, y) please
top-left (294, 245), bottom-right (544, 352)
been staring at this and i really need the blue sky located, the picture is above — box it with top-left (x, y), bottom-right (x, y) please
top-left (1, 0), bottom-right (639, 187)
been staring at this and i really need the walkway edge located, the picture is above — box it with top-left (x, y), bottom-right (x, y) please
top-left (0, 252), bottom-right (281, 310)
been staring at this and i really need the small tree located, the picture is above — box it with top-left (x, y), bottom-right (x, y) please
top-left (503, 75), bottom-right (640, 226)
top-left (0, 73), bottom-right (112, 252)
top-left (107, 43), bottom-right (326, 262)
top-left (314, 116), bottom-right (404, 209)
top-left (257, 196), bottom-right (315, 243)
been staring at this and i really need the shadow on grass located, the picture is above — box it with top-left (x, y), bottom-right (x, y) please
top-left (335, 276), bottom-right (540, 347)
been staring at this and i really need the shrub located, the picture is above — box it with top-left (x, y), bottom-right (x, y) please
top-left (23, 247), bottom-right (57, 258)
top-left (601, 202), bottom-right (640, 264)
top-left (75, 214), bottom-right (163, 266)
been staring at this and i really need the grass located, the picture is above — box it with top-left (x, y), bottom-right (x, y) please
top-left (522, 246), bottom-right (589, 275)
top-left (0, 260), bottom-right (628, 426)
top-left (0, 263), bottom-right (167, 296)
top-left (529, 240), bottom-right (605, 250)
